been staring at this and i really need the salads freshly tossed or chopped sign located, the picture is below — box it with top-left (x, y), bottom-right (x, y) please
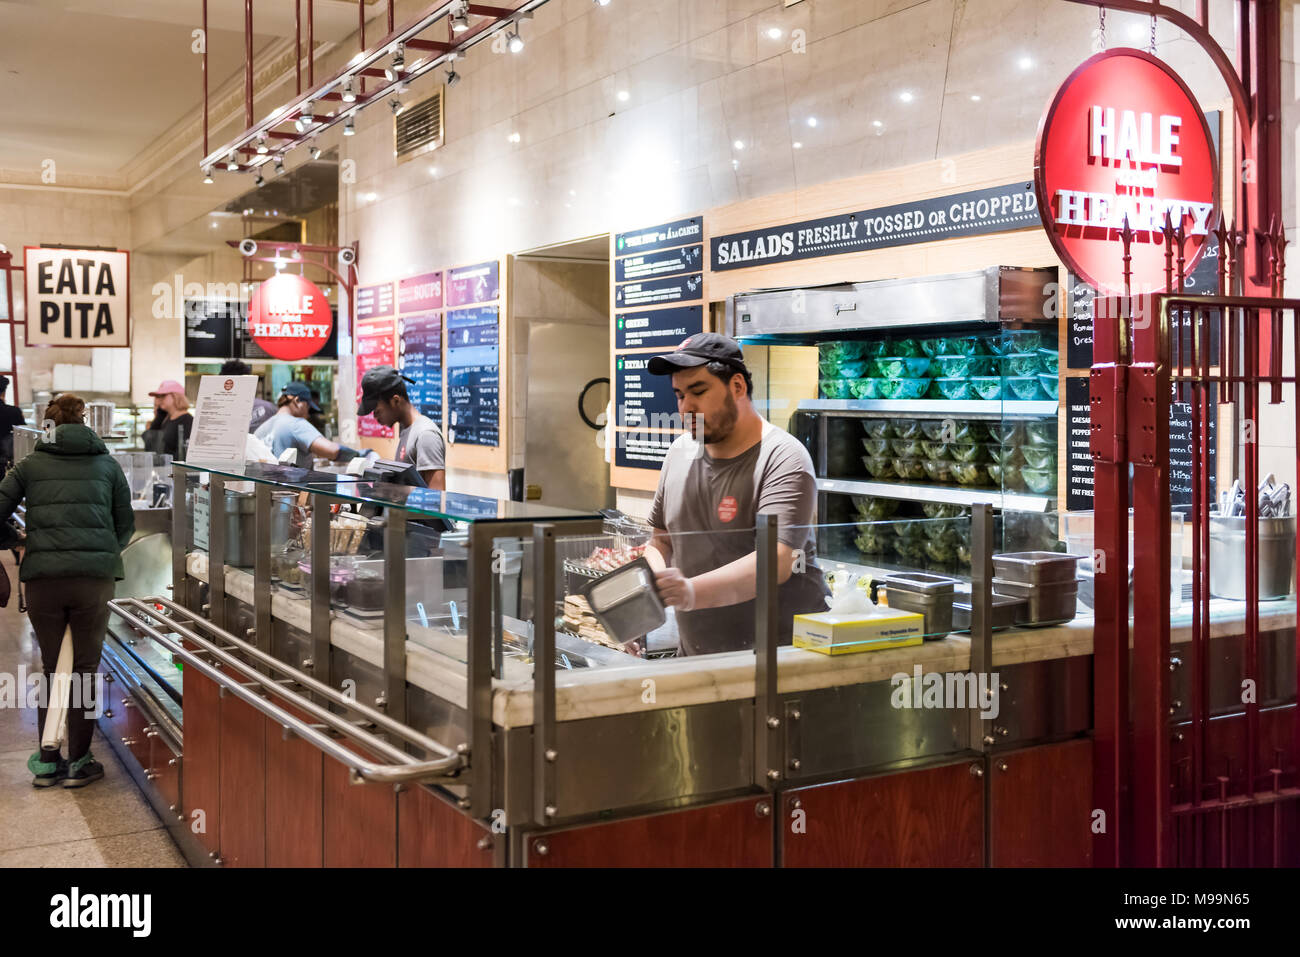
top-left (247, 273), bottom-right (333, 360)
top-left (1034, 49), bottom-right (1218, 294)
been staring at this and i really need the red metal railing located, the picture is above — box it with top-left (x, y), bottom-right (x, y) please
top-left (1092, 222), bottom-right (1300, 867)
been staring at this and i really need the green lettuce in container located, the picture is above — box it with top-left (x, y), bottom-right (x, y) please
top-left (850, 378), bottom-right (881, 399)
top-left (878, 378), bottom-right (930, 400)
top-left (861, 455), bottom-right (896, 479)
top-left (1004, 353), bottom-right (1042, 376)
top-left (1021, 468), bottom-right (1056, 494)
top-left (988, 330), bottom-right (1042, 355)
top-left (861, 437), bottom-right (892, 457)
top-left (944, 336), bottom-right (982, 356)
top-left (1021, 446), bottom-right (1056, 470)
top-left (921, 459), bottom-right (954, 483)
top-left (1004, 376), bottom-right (1044, 401)
top-left (1037, 373), bottom-right (1059, 400)
top-left (921, 440), bottom-right (950, 460)
top-left (891, 418), bottom-right (922, 440)
top-left (852, 495), bottom-right (899, 519)
top-left (1024, 420), bottom-right (1056, 446)
top-left (818, 358), bottom-right (841, 377)
top-left (925, 537), bottom-right (958, 563)
top-left (949, 442), bottom-right (988, 463)
top-left (861, 340), bottom-right (891, 358)
top-left (951, 462), bottom-right (990, 485)
top-left (894, 537), bottom-right (929, 562)
top-left (920, 337), bottom-right (948, 358)
top-left (861, 418), bottom-right (893, 439)
top-left (987, 421), bottom-right (1024, 445)
top-left (874, 356), bottom-right (931, 378)
top-left (921, 502), bottom-right (968, 519)
top-left (987, 444), bottom-right (1021, 467)
top-left (891, 437), bottom-right (925, 457)
top-left (820, 379), bottom-right (854, 399)
top-left (819, 341), bottom-right (867, 363)
top-left (929, 377), bottom-right (972, 400)
top-left (969, 376), bottom-right (1003, 400)
top-left (888, 338), bottom-right (924, 358)
top-left (1038, 347), bottom-right (1059, 374)
top-left (892, 458), bottom-right (927, 480)
top-left (855, 525), bottom-right (895, 554)
top-left (837, 358), bottom-right (872, 378)
top-left (988, 462), bottom-right (1023, 490)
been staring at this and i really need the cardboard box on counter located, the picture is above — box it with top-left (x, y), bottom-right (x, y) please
top-left (792, 608), bottom-right (925, 655)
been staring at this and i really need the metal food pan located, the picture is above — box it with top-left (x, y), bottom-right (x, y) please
top-left (953, 594), bottom-right (1024, 631)
top-left (992, 578), bottom-right (1079, 626)
top-left (884, 571), bottom-right (957, 597)
top-left (992, 551), bottom-right (1083, 585)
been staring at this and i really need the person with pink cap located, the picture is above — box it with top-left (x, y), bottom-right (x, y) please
top-left (143, 379), bottom-right (193, 458)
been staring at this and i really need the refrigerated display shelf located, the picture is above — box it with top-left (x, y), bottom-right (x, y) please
top-left (817, 476), bottom-right (1053, 512)
top-left (798, 399), bottom-right (1059, 418)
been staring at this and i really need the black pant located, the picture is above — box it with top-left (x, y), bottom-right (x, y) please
top-left (26, 577), bottom-right (115, 761)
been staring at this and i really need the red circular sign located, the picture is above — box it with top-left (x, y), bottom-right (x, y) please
top-left (717, 495), bottom-right (738, 523)
top-left (1035, 49), bottom-right (1218, 294)
top-left (247, 273), bottom-right (333, 360)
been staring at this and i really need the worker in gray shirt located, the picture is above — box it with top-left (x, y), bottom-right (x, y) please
top-left (359, 365), bottom-right (446, 489)
top-left (644, 334), bottom-right (828, 656)
top-left (255, 381), bottom-right (361, 468)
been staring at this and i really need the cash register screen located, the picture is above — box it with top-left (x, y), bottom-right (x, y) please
top-left (362, 457), bottom-right (423, 488)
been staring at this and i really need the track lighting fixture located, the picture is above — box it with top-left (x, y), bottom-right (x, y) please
top-left (256, 133), bottom-right (268, 154)
top-left (255, 172), bottom-right (265, 187)
top-left (274, 156), bottom-right (285, 176)
top-left (342, 79), bottom-right (357, 103)
top-left (309, 146), bottom-right (322, 160)
top-left (451, 2), bottom-right (469, 33)
top-left (445, 68), bottom-right (460, 87)
top-left (508, 29), bottom-right (524, 53)
top-left (203, 167), bottom-right (214, 184)
top-left (225, 157), bottom-right (238, 171)
top-left (344, 116), bottom-right (355, 136)
top-left (390, 98), bottom-right (403, 116)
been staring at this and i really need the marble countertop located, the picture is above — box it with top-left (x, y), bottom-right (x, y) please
top-left (181, 554), bottom-right (1292, 728)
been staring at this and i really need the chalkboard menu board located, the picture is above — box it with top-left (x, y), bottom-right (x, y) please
top-left (1064, 375), bottom-right (1217, 512)
top-left (446, 305), bottom-right (499, 446)
top-left (398, 312), bottom-right (441, 425)
top-left (612, 215), bottom-right (705, 478)
top-left (614, 430), bottom-right (676, 470)
top-left (355, 282), bottom-right (394, 321)
top-left (184, 299), bottom-right (239, 359)
top-left (355, 318), bottom-right (396, 438)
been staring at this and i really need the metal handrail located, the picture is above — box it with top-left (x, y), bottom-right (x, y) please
top-left (108, 597), bottom-right (465, 785)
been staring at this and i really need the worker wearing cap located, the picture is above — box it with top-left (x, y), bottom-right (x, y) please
top-left (144, 379), bottom-right (194, 458)
top-left (358, 365), bottom-right (446, 489)
top-left (254, 381), bottom-right (359, 468)
top-left (644, 333), bottom-right (828, 656)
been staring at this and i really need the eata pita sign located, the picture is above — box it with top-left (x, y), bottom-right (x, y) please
top-left (24, 247), bottom-right (130, 347)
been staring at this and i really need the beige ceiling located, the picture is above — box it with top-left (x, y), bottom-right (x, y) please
top-left (0, 0), bottom-right (384, 178)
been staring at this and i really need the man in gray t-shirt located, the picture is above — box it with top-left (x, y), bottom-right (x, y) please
top-left (645, 334), bottom-right (828, 656)
top-left (254, 382), bottom-right (358, 468)
top-left (360, 365), bottom-right (446, 489)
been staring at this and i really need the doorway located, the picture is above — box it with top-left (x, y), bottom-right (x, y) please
top-left (511, 235), bottom-right (614, 510)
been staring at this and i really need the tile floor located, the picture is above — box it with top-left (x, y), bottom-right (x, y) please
top-left (0, 551), bottom-right (185, 867)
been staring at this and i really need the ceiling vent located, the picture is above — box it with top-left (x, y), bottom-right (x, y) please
top-left (394, 88), bottom-right (444, 160)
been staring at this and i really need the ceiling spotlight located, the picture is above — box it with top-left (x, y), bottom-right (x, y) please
top-left (274, 156), bottom-right (285, 176)
top-left (391, 43), bottom-right (405, 73)
top-left (970, 94), bottom-right (981, 102)
top-left (344, 116), bottom-right (355, 136)
top-left (256, 134), bottom-right (269, 154)
top-left (1018, 55), bottom-right (1033, 70)
top-left (255, 172), bottom-right (265, 187)
top-left (733, 139), bottom-right (744, 150)
top-left (766, 27), bottom-right (782, 40)
top-left (211, 221), bottom-right (218, 228)
top-left (295, 104), bottom-right (314, 132)
top-left (508, 29), bottom-right (524, 53)
top-left (899, 90), bottom-right (914, 103)
top-left (451, 8), bottom-right (469, 33)
top-left (309, 146), bottom-right (321, 160)
top-left (806, 116), bottom-right (818, 127)
top-left (595, 0), bottom-right (611, 6)
top-left (390, 98), bottom-right (403, 115)
top-left (445, 68), bottom-right (461, 87)
top-left (225, 158), bottom-right (238, 171)
top-left (872, 119), bottom-right (883, 128)
top-left (202, 167), bottom-right (213, 184)
top-left (342, 79), bottom-right (357, 103)
top-left (792, 141), bottom-right (802, 149)
top-left (617, 90), bottom-right (629, 102)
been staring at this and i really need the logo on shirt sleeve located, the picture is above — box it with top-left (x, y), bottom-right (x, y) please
top-left (717, 495), bottom-right (738, 523)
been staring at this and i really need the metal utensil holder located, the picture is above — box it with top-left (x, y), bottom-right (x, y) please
top-left (1208, 514), bottom-right (1296, 600)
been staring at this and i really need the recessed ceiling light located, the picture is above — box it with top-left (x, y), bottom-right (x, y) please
top-left (429, 165), bottom-right (439, 176)
top-left (970, 94), bottom-right (981, 102)
top-left (211, 221), bottom-right (218, 228)
top-left (507, 131), bottom-right (521, 143)
top-left (731, 158), bottom-right (739, 169)
top-left (872, 119), bottom-right (883, 128)
top-left (806, 116), bottom-right (818, 127)
top-left (792, 141), bottom-right (802, 149)
top-left (1018, 55), bottom-right (1033, 70)
top-left (733, 139), bottom-right (745, 150)
top-left (898, 91), bottom-right (913, 103)
top-left (617, 90), bottom-right (629, 101)
top-left (1128, 23), bottom-right (1146, 40)
top-left (766, 27), bottom-right (782, 39)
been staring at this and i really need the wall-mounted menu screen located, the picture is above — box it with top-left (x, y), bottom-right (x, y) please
top-left (398, 312), bottom-right (442, 425)
top-left (446, 305), bottom-right (499, 447)
top-left (184, 298), bottom-right (239, 359)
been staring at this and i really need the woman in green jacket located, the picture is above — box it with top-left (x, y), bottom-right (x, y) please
top-left (0, 394), bottom-right (134, 787)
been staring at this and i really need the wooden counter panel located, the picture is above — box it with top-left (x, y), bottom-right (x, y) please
top-left (990, 738), bottom-right (1093, 867)
top-left (181, 664), bottom-right (221, 857)
top-left (782, 761), bottom-right (984, 867)
top-left (397, 785), bottom-right (492, 868)
top-left (323, 750), bottom-right (398, 868)
top-left (528, 796), bottom-right (774, 867)
top-left (218, 692), bottom-right (266, 867)
top-left (264, 703), bottom-right (324, 868)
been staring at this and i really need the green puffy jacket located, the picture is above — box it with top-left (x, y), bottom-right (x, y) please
top-left (0, 424), bottom-right (134, 582)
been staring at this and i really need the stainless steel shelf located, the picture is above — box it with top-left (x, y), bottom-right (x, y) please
top-left (819, 553), bottom-right (976, 586)
top-left (817, 477), bottom-right (1054, 512)
top-left (798, 399), bottom-right (1058, 417)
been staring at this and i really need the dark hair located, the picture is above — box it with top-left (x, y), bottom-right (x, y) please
top-left (0, 375), bottom-right (8, 394)
top-left (276, 393), bottom-right (296, 408)
top-left (705, 361), bottom-right (752, 397)
top-left (45, 393), bottom-right (85, 425)
top-left (220, 359), bottom-right (252, 376)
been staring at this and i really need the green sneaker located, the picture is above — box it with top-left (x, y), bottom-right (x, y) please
top-left (63, 752), bottom-right (104, 789)
top-left (29, 751), bottom-right (68, 788)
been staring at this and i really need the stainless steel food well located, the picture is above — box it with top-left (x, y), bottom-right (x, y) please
top-left (992, 551), bottom-right (1083, 586)
top-left (884, 572), bottom-right (956, 639)
top-left (1208, 514), bottom-right (1296, 600)
top-left (953, 593), bottom-right (1024, 631)
top-left (991, 577), bottom-right (1079, 626)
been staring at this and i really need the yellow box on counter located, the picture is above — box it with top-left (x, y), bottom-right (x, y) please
top-left (792, 608), bottom-right (925, 655)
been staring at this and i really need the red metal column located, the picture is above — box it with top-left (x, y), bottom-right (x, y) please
top-left (202, 0), bottom-right (209, 156)
top-left (1091, 297), bottom-right (1132, 867)
top-left (244, 0), bottom-right (254, 129)
top-left (1130, 294), bottom-right (1173, 867)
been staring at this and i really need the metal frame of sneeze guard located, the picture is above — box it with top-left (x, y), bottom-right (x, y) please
top-left (171, 461), bottom-right (603, 822)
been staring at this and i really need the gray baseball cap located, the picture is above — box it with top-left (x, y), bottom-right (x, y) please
top-left (358, 365), bottom-right (414, 415)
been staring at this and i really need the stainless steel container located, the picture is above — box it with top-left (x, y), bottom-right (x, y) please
top-left (991, 577), bottom-right (1079, 626)
top-left (992, 551), bottom-right (1083, 585)
top-left (1209, 514), bottom-right (1296, 600)
top-left (953, 593), bottom-right (1025, 631)
top-left (86, 400), bottom-right (115, 436)
top-left (884, 572), bottom-right (955, 639)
